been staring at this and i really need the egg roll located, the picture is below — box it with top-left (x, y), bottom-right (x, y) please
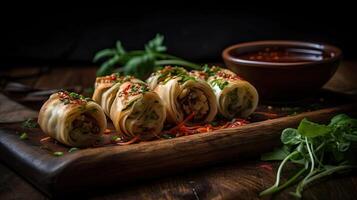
top-left (38, 91), bottom-right (107, 147)
top-left (93, 75), bottom-right (166, 140)
top-left (190, 66), bottom-right (259, 119)
top-left (147, 66), bottom-right (217, 124)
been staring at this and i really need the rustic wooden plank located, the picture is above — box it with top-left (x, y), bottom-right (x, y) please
top-left (1, 104), bottom-right (356, 198)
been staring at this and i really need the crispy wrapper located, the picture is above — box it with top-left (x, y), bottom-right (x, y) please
top-left (147, 66), bottom-right (217, 124)
top-left (93, 75), bottom-right (166, 140)
top-left (38, 92), bottom-right (107, 147)
top-left (191, 66), bottom-right (259, 119)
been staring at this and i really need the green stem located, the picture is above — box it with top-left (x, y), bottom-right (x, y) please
top-left (260, 167), bottom-right (307, 196)
top-left (155, 59), bottom-right (201, 70)
top-left (304, 165), bottom-right (356, 186)
top-left (259, 151), bottom-right (299, 196)
top-left (293, 137), bottom-right (315, 198)
top-left (154, 52), bottom-right (182, 60)
top-left (311, 141), bottom-right (324, 169)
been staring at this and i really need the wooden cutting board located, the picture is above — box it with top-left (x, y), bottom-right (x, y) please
top-left (1, 100), bottom-right (357, 197)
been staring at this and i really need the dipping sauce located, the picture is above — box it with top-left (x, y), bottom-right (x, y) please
top-left (237, 47), bottom-right (335, 63)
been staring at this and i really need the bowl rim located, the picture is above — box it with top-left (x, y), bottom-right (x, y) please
top-left (222, 40), bottom-right (342, 68)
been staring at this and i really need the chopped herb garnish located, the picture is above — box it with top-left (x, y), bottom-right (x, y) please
top-left (19, 132), bottom-right (28, 140)
top-left (131, 85), bottom-right (138, 92)
top-left (53, 151), bottom-right (64, 157)
top-left (157, 66), bottom-right (196, 84)
top-left (22, 118), bottom-right (38, 128)
top-left (68, 147), bottom-right (79, 153)
top-left (69, 92), bottom-right (81, 99)
top-left (140, 86), bottom-right (149, 93)
top-left (111, 135), bottom-right (121, 142)
top-left (179, 75), bottom-right (196, 83)
top-left (210, 79), bottom-right (229, 90)
top-left (203, 65), bottom-right (220, 77)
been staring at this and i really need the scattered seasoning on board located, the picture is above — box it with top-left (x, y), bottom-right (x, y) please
top-left (53, 151), bottom-right (64, 157)
top-left (19, 132), bottom-right (28, 140)
top-left (111, 135), bottom-right (121, 143)
top-left (21, 118), bottom-right (38, 129)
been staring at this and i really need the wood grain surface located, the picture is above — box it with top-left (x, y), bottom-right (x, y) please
top-left (1, 63), bottom-right (357, 200)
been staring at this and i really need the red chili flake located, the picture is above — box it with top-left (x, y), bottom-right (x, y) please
top-left (217, 71), bottom-right (243, 81)
top-left (110, 74), bottom-right (117, 80)
top-left (123, 84), bottom-right (131, 94)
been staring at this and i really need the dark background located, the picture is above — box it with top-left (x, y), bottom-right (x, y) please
top-left (1, 5), bottom-right (356, 67)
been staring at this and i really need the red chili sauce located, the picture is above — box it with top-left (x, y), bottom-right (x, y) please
top-left (237, 47), bottom-right (334, 63)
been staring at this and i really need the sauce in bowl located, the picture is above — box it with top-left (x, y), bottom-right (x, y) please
top-left (236, 47), bottom-right (335, 63)
top-left (222, 41), bottom-right (342, 100)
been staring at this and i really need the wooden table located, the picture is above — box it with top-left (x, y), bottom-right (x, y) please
top-left (1, 63), bottom-right (357, 200)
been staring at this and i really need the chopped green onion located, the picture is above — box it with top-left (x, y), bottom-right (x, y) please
top-left (53, 152), bottom-right (64, 157)
top-left (19, 132), bottom-right (28, 140)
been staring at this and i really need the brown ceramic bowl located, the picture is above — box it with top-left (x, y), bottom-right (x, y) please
top-left (222, 41), bottom-right (342, 100)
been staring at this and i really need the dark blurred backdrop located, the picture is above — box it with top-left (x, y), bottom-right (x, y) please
top-left (1, 5), bottom-right (356, 67)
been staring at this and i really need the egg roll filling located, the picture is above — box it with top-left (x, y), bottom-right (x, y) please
top-left (69, 113), bottom-right (100, 142)
top-left (222, 87), bottom-right (253, 117)
top-left (125, 99), bottom-right (162, 136)
top-left (178, 87), bottom-right (209, 122)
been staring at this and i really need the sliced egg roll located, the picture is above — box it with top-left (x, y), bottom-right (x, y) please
top-left (92, 74), bottom-right (132, 115)
top-left (147, 66), bottom-right (217, 124)
top-left (190, 66), bottom-right (259, 119)
top-left (93, 76), bottom-right (166, 140)
top-left (38, 91), bottom-right (107, 147)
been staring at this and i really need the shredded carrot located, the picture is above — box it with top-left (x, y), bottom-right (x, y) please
top-left (104, 128), bottom-right (112, 134)
top-left (117, 136), bottom-right (140, 145)
top-left (167, 112), bottom-right (196, 134)
top-left (40, 137), bottom-right (51, 142)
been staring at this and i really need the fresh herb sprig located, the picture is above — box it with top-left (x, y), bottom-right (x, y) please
top-left (260, 114), bottom-right (357, 198)
top-left (94, 34), bottom-right (201, 79)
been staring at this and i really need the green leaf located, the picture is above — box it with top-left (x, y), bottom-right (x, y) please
top-left (123, 54), bottom-right (155, 79)
top-left (96, 55), bottom-right (120, 76)
top-left (93, 48), bottom-right (116, 62)
top-left (116, 41), bottom-right (126, 55)
top-left (281, 128), bottom-right (301, 145)
top-left (298, 118), bottom-right (332, 138)
top-left (329, 114), bottom-right (350, 126)
top-left (145, 34), bottom-right (167, 53)
top-left (261, 146), bottom-right (290, 161)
